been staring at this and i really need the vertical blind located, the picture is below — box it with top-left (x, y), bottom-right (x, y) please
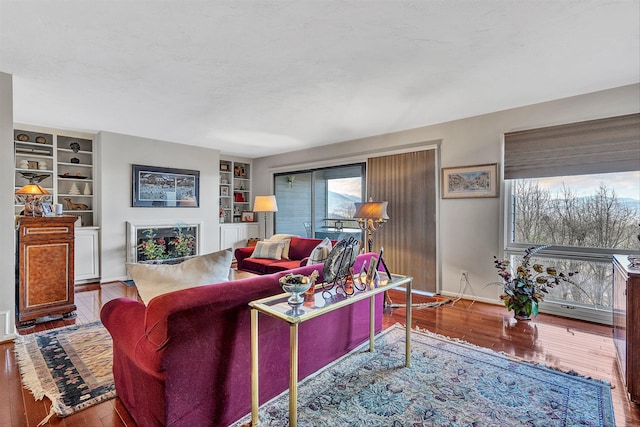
top-left (367, 150), bottom-right (437, 293)
top-left (504, 113), bottom-right (640, 179)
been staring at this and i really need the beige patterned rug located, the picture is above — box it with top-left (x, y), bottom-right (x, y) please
top-left (14, 321), bottom-right (116, 425)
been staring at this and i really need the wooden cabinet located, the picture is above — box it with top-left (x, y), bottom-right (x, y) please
top-left (16, 216), bottom-right (77, 327)
top-left (613, 254), bottom-right (640, 403)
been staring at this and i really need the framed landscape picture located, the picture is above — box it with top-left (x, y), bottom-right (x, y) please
top-left (441, 163), bottom-right (498, 199)
top-left (132, 164), bottom-right (200, 207)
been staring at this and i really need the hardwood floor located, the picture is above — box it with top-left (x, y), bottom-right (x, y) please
top-left (1, 283), bottom-right (638, 426)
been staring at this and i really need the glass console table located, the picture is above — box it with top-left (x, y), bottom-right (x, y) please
top-left (249, 273), bottom-right (413, 426)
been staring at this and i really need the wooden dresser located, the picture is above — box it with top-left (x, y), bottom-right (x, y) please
top-left (15, 216), bottom-right (77, 327)
top-left (613, 254), bottom-right (640, 404)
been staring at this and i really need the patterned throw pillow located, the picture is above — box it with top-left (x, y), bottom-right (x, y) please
top-left (306, 237), bottom-right (333, 265)
top-left (250, 241), bottom-right (285, 260)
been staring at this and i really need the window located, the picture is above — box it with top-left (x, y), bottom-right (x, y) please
top-left (504, 114), bottom-right (640, 323)
top-left (274, 164), bottom-right (365, 241)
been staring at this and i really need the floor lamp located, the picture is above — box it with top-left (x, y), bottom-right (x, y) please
top-left (253, 195), bottom-right (278, 239)
top-left (353, 198), bottom-right (389, 252)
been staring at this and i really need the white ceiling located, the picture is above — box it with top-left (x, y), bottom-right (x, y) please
top-left (1, 1), bottom-right (638, 158)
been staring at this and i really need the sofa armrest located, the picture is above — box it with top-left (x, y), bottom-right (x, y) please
top-left (101, 298), bottom-right (165, 376)
top-left (235, 246), bottom-right (255, 268)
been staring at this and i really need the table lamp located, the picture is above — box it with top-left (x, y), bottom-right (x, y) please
top-left (16, 178), bottom-right (50, 217)
top-left (354, 198), bottom-right (389, 252)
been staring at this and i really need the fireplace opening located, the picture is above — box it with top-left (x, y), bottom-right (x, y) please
top-left (127, 221), bottom-right (202, 264)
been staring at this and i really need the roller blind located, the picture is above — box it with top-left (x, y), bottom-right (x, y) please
top-left (504, 113), bottom-right (640, 179)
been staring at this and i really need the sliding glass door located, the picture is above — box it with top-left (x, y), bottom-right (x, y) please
top-left (274, 164), bottom-right (365, 242)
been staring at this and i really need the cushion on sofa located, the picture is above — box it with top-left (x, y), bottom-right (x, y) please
top-left (240, 257), bottom-right (273, 274)
top-left (264, 234), bottom-right (298, 259)
top-left (265, 260), bottom-right (305, 274)
top-left (126, 249), bottom-right (232, 304)
top-left (250, 241), bottom-right (285, 259)
top-left (306, 237), bottom-right (333, 265)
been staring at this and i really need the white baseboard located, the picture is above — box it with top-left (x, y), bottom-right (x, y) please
top-left (439, 291), bottom-right (502, 306)
top-left (0, 310), bottom-right (16, 343)
top-left (100, 275), bottom-right (130, 284)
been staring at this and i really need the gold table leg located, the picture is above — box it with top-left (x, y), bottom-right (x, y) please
top-left (289, 323), bottom-right (298, 427)
top-left (251, 309), bottom-right (259, 425)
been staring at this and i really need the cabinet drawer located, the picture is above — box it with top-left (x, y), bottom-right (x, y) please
top-left (20, 225), bottom-right (74, 239)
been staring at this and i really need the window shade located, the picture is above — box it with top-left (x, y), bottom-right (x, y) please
top-left (504, 113), bottom-right (640, 179)
top-left (367, 150), bottom-right (437, 293)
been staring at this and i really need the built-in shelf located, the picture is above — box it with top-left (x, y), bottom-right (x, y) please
top-left (220, 159), bottom-right (253, 224)
top-left (13, 127), bottom-right (97, 227)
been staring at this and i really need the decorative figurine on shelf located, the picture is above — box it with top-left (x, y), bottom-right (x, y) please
top-left (38, 161), bottom-right (48, 170)
top-left (70, 141), bottom-right (80, 153)
top-left (19, 159), bottom-right (29, 169)
top-left (69, 182), bottom-right (81, 195)
top-left (63, 198), bottom-right (89, 210)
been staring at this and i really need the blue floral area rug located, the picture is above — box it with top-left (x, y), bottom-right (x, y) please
top-left (236, 324), bottom-right (615, 426)
top-left (14, 321), bottom-right (116, 424)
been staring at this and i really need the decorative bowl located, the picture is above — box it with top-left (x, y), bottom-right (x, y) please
top-left (279, 274), bottom-right (312, 306)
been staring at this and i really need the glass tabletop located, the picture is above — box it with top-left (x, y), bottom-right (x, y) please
top-left (249, 273), bottom-right (412, 324)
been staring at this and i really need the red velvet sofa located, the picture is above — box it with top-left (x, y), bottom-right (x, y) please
top-left (101, 253), bottom-right (383, 427)
top-left (235, 236), bottom-right (335, 275)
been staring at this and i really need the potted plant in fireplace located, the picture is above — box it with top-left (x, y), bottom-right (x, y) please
top-left (138, 228), bottom-right (167, 262)
top-left (493, 246), bottom-right (578, 320)
top-left (137, 225), bottom-right (196, 264)
top-left (169, 225), bottom-right (195, 259)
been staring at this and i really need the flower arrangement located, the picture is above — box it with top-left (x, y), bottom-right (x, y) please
top-left (493, 246), bottom-right (578, 319)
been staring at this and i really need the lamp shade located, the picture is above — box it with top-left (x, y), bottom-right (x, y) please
top-left (353, 200), bottom-right (389, 220)
top-left (253, 195), bottom-right (278, 212)
top-left (15, 183), bottom-right (50, 196)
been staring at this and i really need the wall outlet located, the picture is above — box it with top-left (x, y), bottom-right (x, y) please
top-left (460, 270), bottom-right (468, 281)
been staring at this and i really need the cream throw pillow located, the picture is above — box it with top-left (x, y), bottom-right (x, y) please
top-left (306, 237), bottom-right (333, 265)
top-left (265, 234), bottom-right (298, 259)
top-left (249, 241), bottom-right (285, 259)
top-left (126, 249), bottom-right (233, 304)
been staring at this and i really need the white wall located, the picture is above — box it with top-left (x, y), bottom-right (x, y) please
top-left (253, 84), bottom-right (640, 302)
top-left (98, 132), bottom-right (220, 282)
top-left (0, 73), bottom-right (15, 342)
